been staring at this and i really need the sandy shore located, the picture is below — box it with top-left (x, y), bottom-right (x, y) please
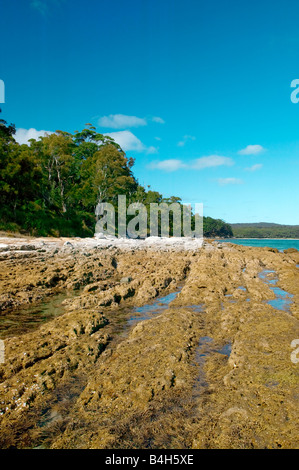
top-left (0, 236), bottom-right (298, 449)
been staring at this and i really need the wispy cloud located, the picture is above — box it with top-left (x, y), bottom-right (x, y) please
top-left (191, 155), bottom-right (234, 170)
top-left (105, 130), bottom-right (157, 154)
top-left (148, 159), bottom-right (186, 172)
top-left (238, 144), bottom-right (265, 155)
top-left (152, 116), bottom-right (165, 124)
top-left (30, 0), bottom-right (48, 15)
top-left (98, 114), bottom-right (165, 129)
top-left (177, 135), bottom-right (196, 147)
top-left (14, 128), bottom-right (53, 145)
top-left (99, 114), bottom-right (147, 129)
top-left (217, 178), bottom-right (243, 186)
top-left (30, 0), bottom-right (63, 16)
top-left (148, 155), bottom-right (234, 172)
top-left (245, 163), bottom-right (263, 172)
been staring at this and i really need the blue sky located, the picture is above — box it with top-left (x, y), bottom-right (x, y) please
top-left (1, 0), bottom-right (299, 224)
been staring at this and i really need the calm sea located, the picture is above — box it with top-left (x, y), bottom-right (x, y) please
top-left (217, 239), bottom-right (299, 251)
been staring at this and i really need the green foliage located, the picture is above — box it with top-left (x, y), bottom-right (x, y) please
top-left (231, 223), bottom-right (299, 239)
top-left (203, 216), bottom-right (233, 238)
top-left (0, 115), bottom-right (233, 238)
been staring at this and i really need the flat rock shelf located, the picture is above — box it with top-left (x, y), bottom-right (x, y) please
top-left (0, 236), bottom-right (298, 449)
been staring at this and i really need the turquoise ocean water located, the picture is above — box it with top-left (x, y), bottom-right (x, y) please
top-left (217, 239), bottom-right (299, 251)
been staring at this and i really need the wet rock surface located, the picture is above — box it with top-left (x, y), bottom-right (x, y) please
top-left (0, 236), bottom-right (298, 449)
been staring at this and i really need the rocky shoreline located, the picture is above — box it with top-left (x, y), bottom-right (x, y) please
top-left (0, 236), bottom-right (298, 449)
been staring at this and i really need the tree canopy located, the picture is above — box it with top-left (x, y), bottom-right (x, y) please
top-left (0, 114), bottom-right (233, 238)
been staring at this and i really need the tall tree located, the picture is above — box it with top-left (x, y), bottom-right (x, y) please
top-left (79, 143), bottom-right (137, 210)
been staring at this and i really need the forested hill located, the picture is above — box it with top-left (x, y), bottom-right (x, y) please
top-left (0, 116), bottom-right (233, 238)
top-left (231, 223), bottom-right (299, 239)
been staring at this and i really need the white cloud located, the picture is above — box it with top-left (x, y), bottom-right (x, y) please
top-left (105, 130), bottom-right (157, 154)
top-left (98, 114), bottom-right (165, 129)
top-left (217, 178), bottom-right (243, 186)
top-left (148, 159), bottom-right (186, 172)
top-left (14, 128), bottom-right (53, 145)
top-left (177, 135), bottom-right (196, 147)
top-left (148, 155), bottom-right (234, 172)
top-left (191, 155), bottom-right (234, 170)
top-left (245, 163), bottom-right (263, 172)
top-left (152, 116), bottom-right (165, 124)
top-left (98, 114), bottom-right (147, 129)
top-left (238, 144), bottom-right (265, 155)
top-left (146, 146), bottom-right (159, 154)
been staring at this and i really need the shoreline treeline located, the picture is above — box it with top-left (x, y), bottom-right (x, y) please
top-left (231, 223), bottom-right (299, 239)
top-left (0, 116), bottom-right (233, 238)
